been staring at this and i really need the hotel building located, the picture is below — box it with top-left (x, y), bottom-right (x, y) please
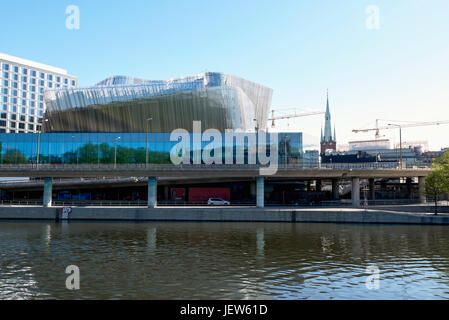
top-left (0, 53), bottom-right (77, 133)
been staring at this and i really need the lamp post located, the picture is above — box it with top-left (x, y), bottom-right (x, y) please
top-left (253, 118), bottom-right (259, 133)
top-left (146, 117), bottom-right (152, 166)
top-left (284, 134), bottom-right (290, 166)
top-left (253, 118), bottom-right (260, 165)
top-left (388, 123), bottom-right (402, 169)
top-left (71, 135), bottom-right (79, 165)
top-left (36, 119), bottom-right (49, 167)
top-left (114, 136), bottom-right (121, 168)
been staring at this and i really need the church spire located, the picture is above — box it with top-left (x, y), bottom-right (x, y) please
top-left (320, 90), bottom-right (337, 154)
top-left (323, 89), bottom-right (332, 142)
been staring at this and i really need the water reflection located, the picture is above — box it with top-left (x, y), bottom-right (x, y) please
top-left (1, 222), bottom-right (449, 299)
top-left (40, 224), bottom-right (51, 253)
top-left (146, 227), bottom-right (157, 255)
top-left (256, 228), bottom-right (264, 258)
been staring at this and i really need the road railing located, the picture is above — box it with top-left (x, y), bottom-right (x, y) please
top-left (0, 198), bottom-right (440, 207)
top-left (0, 161), bottom-right (432, 171)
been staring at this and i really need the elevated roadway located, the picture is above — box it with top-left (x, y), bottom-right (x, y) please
top-left (0, 163), bottom-right (431, 179)
top-left (0, 163), bottom-right (432, 209)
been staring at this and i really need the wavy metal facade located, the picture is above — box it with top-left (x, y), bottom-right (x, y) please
top-left (43, 72), bottom-right (272, 133)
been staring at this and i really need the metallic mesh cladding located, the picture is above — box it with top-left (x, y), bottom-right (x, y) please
top-left (43, 72), bottom-right (272, 133)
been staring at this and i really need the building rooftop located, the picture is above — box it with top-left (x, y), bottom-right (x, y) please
top-left (0, 52), bottom-right (74, 77)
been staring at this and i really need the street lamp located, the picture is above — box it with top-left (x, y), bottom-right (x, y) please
top-left (253, 118), bottom-right (260, 165)
top-left (146, 117), bottom-right (152, 166)
top-left (36, 119), bottom-right (49, 167)
top-left (253, 118), bottom-right (259, 132)
top-left (71, 135), bottom-right (79, 165)
top-left (114, 136), bottom-right (121, 168)
top-left (388, 123), bottom-right (402, 169)
top-left (284, 134), bottom-right (290, 166)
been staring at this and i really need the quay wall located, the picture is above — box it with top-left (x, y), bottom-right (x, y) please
top-left (0, 207), bottom-right (449, 225)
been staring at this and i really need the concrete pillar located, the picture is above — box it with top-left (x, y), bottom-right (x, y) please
top-left (256, 177), bottom-right (264, 208)
top-left (148, 177), bottom-right (157, 208)
top-left (369, 178), bottom-right (375, 200)
top-left (418, 176), bottom-right (426, 204)
top-left (332, 179), bottom-right (339, 200)
top-left (316, 179), bottom-right (322, 192)
top-left (43, 177), bottom-right (52, 207)
top-left (351, 177), bottom-right (360, 207)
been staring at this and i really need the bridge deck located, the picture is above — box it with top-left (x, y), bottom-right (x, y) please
top-left (0, 163), bottom-right (431, 178)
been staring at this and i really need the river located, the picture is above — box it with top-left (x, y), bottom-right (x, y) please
top-left (1, 221), bottom-right (449, 299)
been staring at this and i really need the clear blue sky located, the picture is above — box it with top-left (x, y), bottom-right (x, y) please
top-left (1, 0), bottom-right (448, 150)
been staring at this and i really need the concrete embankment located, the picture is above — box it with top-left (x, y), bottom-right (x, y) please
top-left (0, 206), bottom-right (449, 225)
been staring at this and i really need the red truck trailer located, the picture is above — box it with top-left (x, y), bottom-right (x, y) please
top-left (188, 188), bottom-right (230, 204)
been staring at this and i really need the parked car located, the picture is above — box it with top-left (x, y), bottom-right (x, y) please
top-left (294, 198), bottom-right (309, 206)
top-left (207, 198), bottom-right (230, 206)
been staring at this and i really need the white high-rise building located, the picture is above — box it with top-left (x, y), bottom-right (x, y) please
top-left (0, 53), bottom-right (77, 133)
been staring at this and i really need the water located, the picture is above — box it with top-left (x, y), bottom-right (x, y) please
top-left (1, 221), bottom-right (449, 300)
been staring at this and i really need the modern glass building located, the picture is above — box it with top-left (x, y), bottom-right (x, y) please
top-left (0, 72), bottom-right (307, 166)
top-left (0, 132), bottom-right (303, 165)
top-left (43, 73), bottom-right (272, 133)
top-left (0, 53), bottom-right (78, 134)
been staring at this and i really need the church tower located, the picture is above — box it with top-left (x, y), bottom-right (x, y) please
top-left (320, 91), bottom-right (337, 154)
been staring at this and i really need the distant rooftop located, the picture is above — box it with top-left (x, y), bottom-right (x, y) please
top-left (0, 52), bottom-right (74, 76)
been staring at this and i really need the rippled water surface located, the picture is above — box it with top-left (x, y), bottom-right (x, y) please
top-left (1, 221), bottom-right (449, 299)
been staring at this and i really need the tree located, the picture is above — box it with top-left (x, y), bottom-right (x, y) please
top-left (426, 170), bottom-right (447, 214)
top-left (2, 149), bottom-right (27, 164)
top-left (434, 149), bottom-right (449, 166)
top-left (426, 150), bottom-right (449, 214)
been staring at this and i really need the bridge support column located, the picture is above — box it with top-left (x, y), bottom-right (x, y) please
top-left (332, 179), bottom-right (339, 200)
top-left (351, 177), bottom-right (360, 207)
top-left (148, 177), bottom-right (157, 208)
top-left (256, 177), bottom-right (264, 208)
top-left (418, 176), bottom-right (426, 204)
top-left (43, 177), bottom-right (52, 207)
top-left (369, 178), bottom-right (375, 200)
top-left (316, 179), bottom-right (322, 192)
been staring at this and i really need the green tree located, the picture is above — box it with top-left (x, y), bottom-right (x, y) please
top-left (426, 150), bottom-right (449, 214)
top-left (434, 149), bottom-right (449, 166)
top-left (78, 143), bottom-right (98, 164)
top-left (426, 170), bottom-right (448, 214)
top-left (2, 149), bottom-right (27, 164)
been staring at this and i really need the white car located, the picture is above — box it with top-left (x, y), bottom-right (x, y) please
top-left (207, 198), bottom-right (230, 206)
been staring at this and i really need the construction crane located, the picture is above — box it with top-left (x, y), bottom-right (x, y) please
top-left (268, 109), bottom-right (325, 128)
top-left (353, 119), bottom-right (449, 138)
top-left (352, 119), bottom-right (449, 168)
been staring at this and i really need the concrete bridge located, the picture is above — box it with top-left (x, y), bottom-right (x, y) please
top-left (0, 163), bottom-right (432, 209)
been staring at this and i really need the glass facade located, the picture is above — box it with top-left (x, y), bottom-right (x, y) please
top-left (0, 132), bottom-right (302, 165)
